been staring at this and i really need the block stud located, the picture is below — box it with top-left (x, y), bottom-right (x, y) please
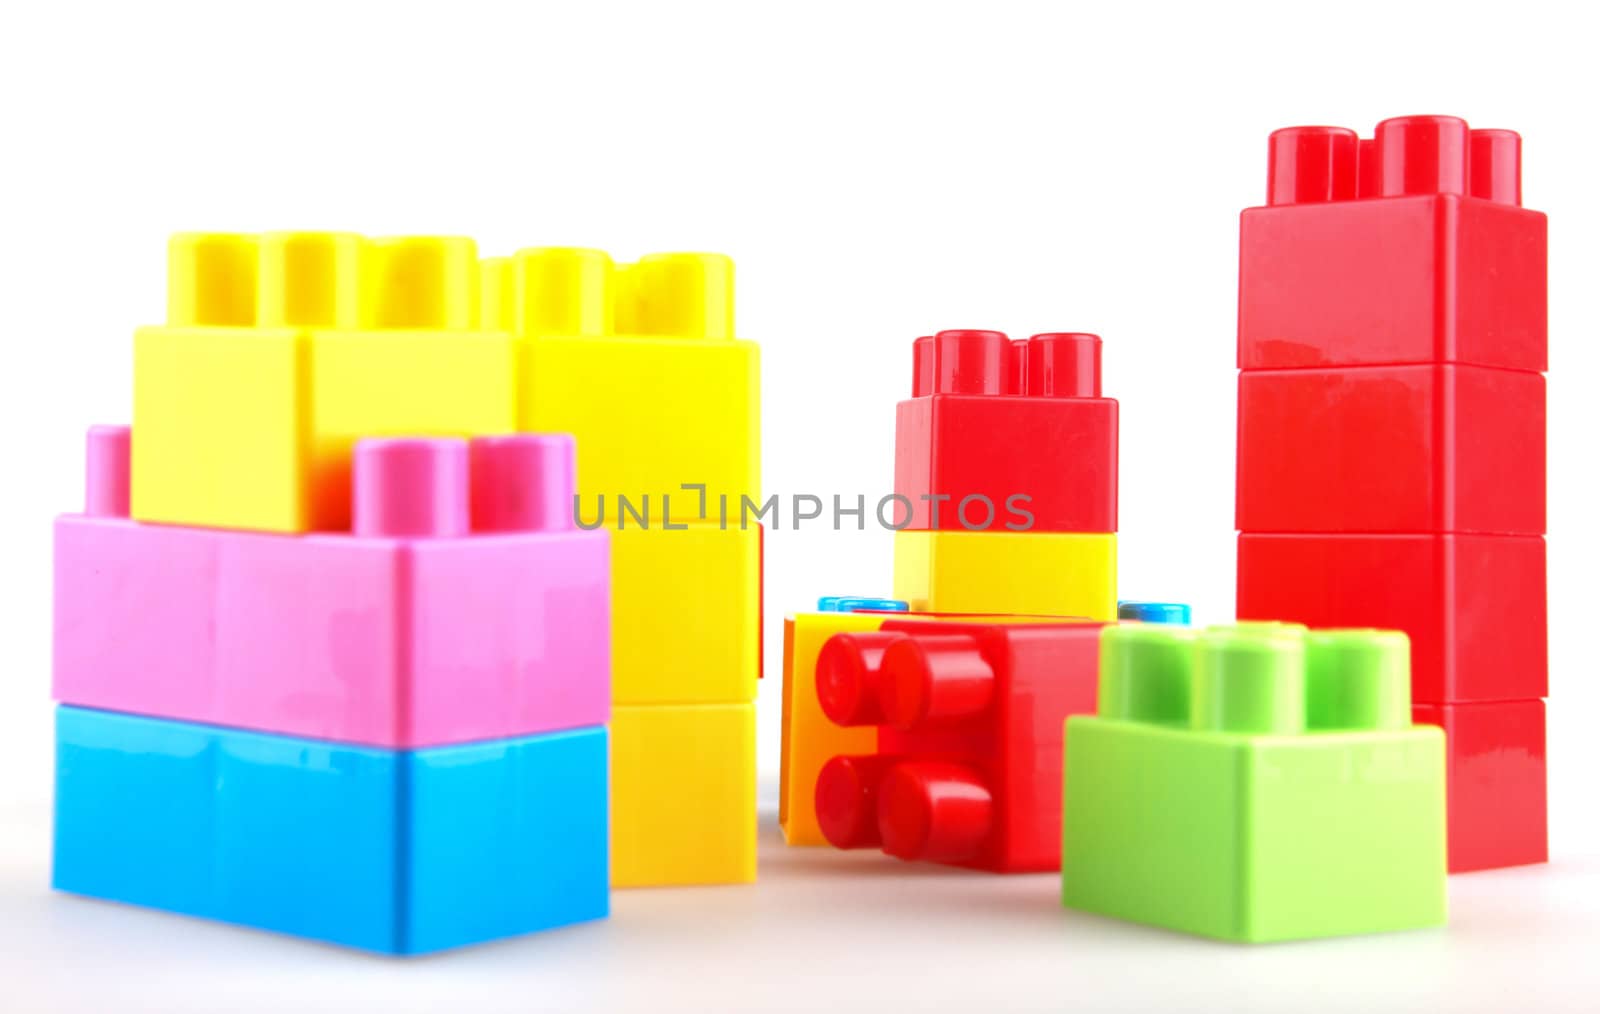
top-left (1026, 333), bottom-right (1101, 398)
top-left (1469, 129), bottom-right (1522, 207)
top-left (84, 425), bottom-right (131, 518)
top-left (469, 434), bottom-right (576, 533)
top-left (877, 761), bottom-right (992, 863)
top-left (1267, 126), bottom-right (1358, 206)
top-left (931, 329), bottom-right (1008, 395)
top-left (1008, 337), bottom-right (1029, 395)
top-left (1375, 115), bottom-right (1469, 198)
top-left (1098, 623), bottom-right (1195, 725)
top-left (815, 754), bottom-right (895, 849)
top-left (633, 253), bottom-right (734, 339)
top-left (1193, 625), bottom-right (1305, 734)
top-left (479, 257), bottom-right (516, 331)
top-left (816, 632), bottom-right (903, 726)
top-left (1116, 601), bottom-right (1191, 624)
top-left (352, 438), bottom-right (469, 538)
top-left (365, 237), bottom-right (478, 329)
top-left (1306, 629), bottom-right (1411, 731)
top-left (514, 247), bottom-right (613, 337)
top-left (879, 634), bottom-right (995, 730)
top-left (1356, 137), bottom-right (1379, 199)
top-left (168, 234), bottom-right (257, 326)
top-left (911, 335), bottom-right (935, 397)
top-left (257, 232), bottom-right (364, 329)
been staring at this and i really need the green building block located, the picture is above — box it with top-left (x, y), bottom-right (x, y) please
top-left (1061, 623), bottom-right (1446, 942)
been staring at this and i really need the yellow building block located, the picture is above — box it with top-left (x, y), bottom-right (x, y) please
top-left (133, 232), bottom-right (517, 532)
top-left (779, 612), bottom-right (887, 845)
top-left (611, 702), bottom-right (756, 887)
top-left (611, 522), bottom-right (760, 706)
top-left (893, 530), bottom-right (1118, 620)
top-left (505, 248), bottom-right (759, 513)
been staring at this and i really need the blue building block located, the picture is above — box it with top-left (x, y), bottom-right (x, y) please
top-left (817, 595), bottom-right (910, 613)
top-left (53, 707), bottom-right (609, 954)
top-left (1117, 600), bottom-right (1192, 624)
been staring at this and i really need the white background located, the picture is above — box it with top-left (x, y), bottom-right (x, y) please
top-left (2, 1), bottom-right (1597, 1010)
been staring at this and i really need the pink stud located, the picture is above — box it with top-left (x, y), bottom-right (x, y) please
top-left (352, 438), bottom-right (469, 538)
top-left (85, 425), bottom-right (131, 518)
top-left (469, 434), bottom-right (577, 533)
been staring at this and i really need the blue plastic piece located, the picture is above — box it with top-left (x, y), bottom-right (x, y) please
top-left (1116, 600), bottom-right (1193, 624)
top-left (817, 596), bottom-right (910, 613)
top-left (53, 707), bottom-right (609, 954)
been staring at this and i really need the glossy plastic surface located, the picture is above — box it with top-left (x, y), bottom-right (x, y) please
top-left (1237, 533), bottom-right (1546, 704)
top-left (135, 235), bottom-right (757, 534)
top-left (1117, 601), bottom-right (1192, 624)
top-left (610, 522), bottom-right (760, 705)
top-left (895, 331), bottom-right (1118, 533)
top-left (611, 702), bottom-right (757, 887)
top-left (1237, 364), bottom-right (1545, 535)
top-left (893, 529), bottom-right (1116, 620)
top-left (55, 431), bottom-right (609, 747)
top-left (52, 707), bottom-right (609, 955)
top-left (1241, 116), bottom-right (1546, 371)
top-left (1414, 699), bottom-right (1547, 872)
top-left (814, 619), bottom-right (1105, 872)
top-left (817, 596), bottom-right (909, 613)
top-left (780, 612), bottom-right (890, 845)
top-left (1063, 624), bottom-right (1445, 942)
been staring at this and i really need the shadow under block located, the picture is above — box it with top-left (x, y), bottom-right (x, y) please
top-left (1236, 364), bottom-right (1544, 535)
top-left (893, 530), bottom-right (1116, 620)
top-left (55, 445), bottom-right (610, 749)
top-left (1414, 699), bottom-right (1547, 872)
top-left (53, 707), bottom-right (609, 955)
top-left (611, 703), bottom-right (756, 887)
top-left (1239, 193), bottom-right (1546, 372)
top-left (779, 612), bottom-right (888, 845)
top-left (522, 334), bottom-right (759, 511)
top-left (610, 523), bottom-right (760, 706)
top-left (1063, 625), bottom-right (1445, 942)
top-left (1237, 532), bottom-right (1546, 703)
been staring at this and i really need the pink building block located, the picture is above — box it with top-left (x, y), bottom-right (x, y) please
top-left (55, 429), bottom-right (609, 748)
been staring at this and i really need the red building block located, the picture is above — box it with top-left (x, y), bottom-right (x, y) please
top-left (1236, 364), bottom-right (1545, 535)
top-left (1240, 116), bottom-right (1546, 371)
top-left (894, 330), bottom-right (1117, 533)
top-left (811, 618), bottom-right (1103, 872)
top-left (1414, 699), bottom-right (1547, 872)
top-left (1237, 532), bottom-right (1546, 704)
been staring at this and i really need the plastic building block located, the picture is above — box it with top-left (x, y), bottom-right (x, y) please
top-left (506, 248), bottom-right (760, 513)
top-left (894, 330), bottom-right (1117, 533)
top-left (1062, 624), bottom-right (1445, 942)
top-left (56, 429), bottom-right (609, 747)
top-left (893, 529), bottom-right (1116, 620)
top-left (1239, 117), bottom-right (1546, 371)
top-left (610, 523), bottom-right (759, 706)
top-left (814, 618), bottom-right (1105, 871)
top-left (1414, 699), bottom-right (1547, 872)
top-left (1237, 364), bottom-right (1544, 535)
top-left (1237, 532), bottom-right (1545, 704)
top-left (780, 610), bottom-right (891, 845)
top-left (135, 233), bottom-right (519, 533)
top-left (611, 702), bottom-right (756, 886)
top-left (53, 706), bottom-right (608, 954)
top-left (1117, 601), bottom-right (1191, 624)
top-left (817, 596), bottom-right (909, 613)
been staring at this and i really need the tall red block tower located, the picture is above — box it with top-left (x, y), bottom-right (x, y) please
top-left (1235, 115), bottom-right (1548, 872)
